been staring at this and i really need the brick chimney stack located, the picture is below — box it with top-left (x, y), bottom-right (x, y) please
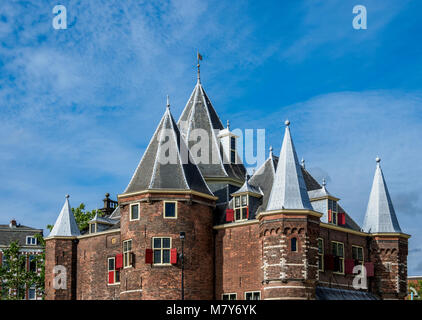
top-left (9, 219), bottom-right (17, 228)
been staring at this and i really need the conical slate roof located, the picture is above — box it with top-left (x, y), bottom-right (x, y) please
top-left (266, 121), bottom-right (313, 211)
top-left (177, 81), bottom-right (246, 181)
top-left (48, 195), bottom-right (81, 238)
top-left (362, 158), bottom-right (402, 233)
top-left (124, 103), bottom-right (213, 197)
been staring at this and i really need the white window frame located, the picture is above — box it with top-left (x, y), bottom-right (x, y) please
top-left (123, 239), bottom-right (133, 268)
top-left (328, 199), bottom-right (338, 225)
top-left (107, 257), bottom-right (120, 285)
top-left (89, 223), bottom-right (96, 234)
top-left (130, 203), bottom-right (140, 221)
top-left (152, 237), bottom-right (172, 265)
top-left (163, 201), bottom-right (178, 219)
top-left (332, 241), bottom-right (345, 275)
top-left (244, 291), bottom-right (260, 300)
top-left (26, 236), bottom-right (37, 245)
top-left (352, 245), bottom-right (364, 265)
top-left (233, 195), bottom-right (248, 221)
top-left (28, 286), bottom-right (36, 300)
top-left (222, 293), bottom-right (237, 300)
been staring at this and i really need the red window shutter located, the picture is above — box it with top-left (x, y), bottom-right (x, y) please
top-left (170, 248), bottom-right (178, 264)
top-left (226, 209), bottom-right (234, 222)
top-left (108, 271), bottom-right (115, 284)
top-left (325, 254), bottom-right (335, 270)
top-left (345, 259), bottom-right (355, 274)
top-left (115, 253), bottom-right (123, 269)
top-left (365, 262), bottom-right (374, 277)
top-left (328, 209), bottom-right (332, 223)
top-left (339, 213), bottom-right (346, 226)
top-left (246, 207), bottom-right (249, 219)
top-left (145, 249), bottom-right (153, 264)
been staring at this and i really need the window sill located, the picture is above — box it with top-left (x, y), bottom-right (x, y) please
top-left (152, 263), bottom-right (173, 267)
top-left (107, 282), bottom-right (121, 286)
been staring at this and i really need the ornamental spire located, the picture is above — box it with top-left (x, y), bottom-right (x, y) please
top-left (266, 120), bottom-right (312, 211)
top-left (48, 195), bottom-right (81, 238)
top-left (197, 52), bottom-right (203, 83)
top-left (362, 157), bottom-right (402, 233)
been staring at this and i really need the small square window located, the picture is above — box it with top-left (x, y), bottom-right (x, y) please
top-left (153, 237), bottom-right (172, 265)
top-left (130, 204), bottom-right (139, 221)
top-left (222, 293), bottom-right (237, 300)
top-left (164, 202), bottom-right (177, 219)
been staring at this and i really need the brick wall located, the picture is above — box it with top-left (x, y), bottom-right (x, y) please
top-left (118, 192), bottom-right (215, 300)
top-left (215, 222), bottom-right (262, 300)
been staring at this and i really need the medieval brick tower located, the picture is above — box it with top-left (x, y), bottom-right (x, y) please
top-left (362, 158), bottom-right (409, 299)
top-left (44, 63), bottom-right (409, 300)
top-left (45, 195), bottom-right (80, 300)
top-left (259, 121), bottom-right (321, 300)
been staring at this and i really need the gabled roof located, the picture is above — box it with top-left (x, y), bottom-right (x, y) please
top-left (177, 81), bottom-right (246, 181)
top-left (362, 158), bottom-right (402, 233)
top-left (266, 121), bottom-right (313, 211)
top-left (232, 176), bottom-right (263, 197)
top-left (48, 195), bottom-right (81, 238)
top-left (124, 103), bottom-right (213, 197)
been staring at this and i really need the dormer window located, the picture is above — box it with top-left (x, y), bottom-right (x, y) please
top-left (230, 137), bottom-right (236, 164)
top-left (26, 236), bottom-right (37, 245)
top-left (234, 195), bottom-right (248, 221)
top-left (90, 223), bottom-right (96, 234)
top-left (328, 199), bottom-right (338, 225)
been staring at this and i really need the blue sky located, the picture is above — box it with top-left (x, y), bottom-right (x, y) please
top-left (1, 0), bottom-right (421, 274)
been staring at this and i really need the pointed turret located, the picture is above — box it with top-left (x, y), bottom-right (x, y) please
top-left (362, 157), bottom-right (402, 233)
top-left (177, 79), bottom-right (246, 182)
top-left (124, 99), bottom-right (213, 197)
top-left (266, 120), bottom-right (312, 211)
top-left (48, 195), bottom-right (80, 238)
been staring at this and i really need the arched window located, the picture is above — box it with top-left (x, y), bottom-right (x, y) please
top-left (291, 238), bottom-right (297, 252)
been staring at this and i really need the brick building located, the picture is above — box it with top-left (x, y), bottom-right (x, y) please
top-left (44, 68), bottom-right (410, 300)
top-left (0, 219), bottom-right (44, 300)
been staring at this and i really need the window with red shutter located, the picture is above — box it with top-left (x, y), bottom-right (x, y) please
top-left (328, 209), bottom-right (332, 223)
top-left (145, 248), bottom-right (153, 264)
top-left (325, 254), bottom-right (335, 270)
top-left (115, 253), bottom-right (123, 269)
top-left (246, 207), bottom-right (249, 219)
top-left (226, 209), bottom-right (234, 222)
top-left (365, 262), bottom-right (374, 277)
top-left (345, 259), bottom-right (355, 274)
top-left (170, 248), bottom-right (177, 264)
top-left (339, 213), bottom-right (346, 225)
top-left (108, 271), bottom-right (115, 284)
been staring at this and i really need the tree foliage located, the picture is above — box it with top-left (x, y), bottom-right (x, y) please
top-left (409, 280), bottom-right (422, 300)
top-left (0, 241), bottom-right (43, 300)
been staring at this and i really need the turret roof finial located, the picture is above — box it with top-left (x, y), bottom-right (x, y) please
top-left (301, 158), bottom-right (305, 168)
top-left (322, 178), bottom-right (326, 187)
top-left (166, 95), bottom-right (170, 109)
top-left (197, 52), bottom-right (203, 84)
top-left (227, 120), bottom-right (230, 130)
top-left (269, 145), bottom-right (273, 157)
top-left (285, 119), bottom-right (290, 127)
top-left (65, 194), bottom-right (70, 199)
top-left (376, 156), bottom-right (381, 166)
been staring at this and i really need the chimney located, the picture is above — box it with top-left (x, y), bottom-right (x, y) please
top-left (9, 219), bottom-right (17, 228)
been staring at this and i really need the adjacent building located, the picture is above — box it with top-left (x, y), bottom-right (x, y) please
top-left (0, 220), bottom-right (44, 300)
top-left (44, 68), bottom-right (410, 300)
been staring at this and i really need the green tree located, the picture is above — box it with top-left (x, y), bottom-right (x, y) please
top-left (47, 203), bottom-right (102, 232)
top-left (0, 241), bottom-right (41, 300)
top-left (409, 280), bottom-right (422, 300)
